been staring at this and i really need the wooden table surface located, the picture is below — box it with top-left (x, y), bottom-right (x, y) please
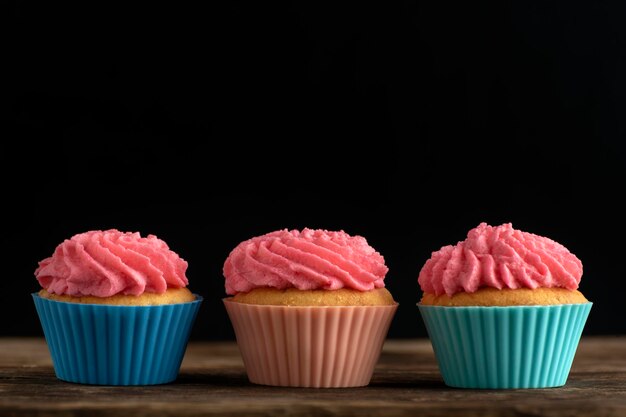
top-left (1, 336), bottom-right (625, 416)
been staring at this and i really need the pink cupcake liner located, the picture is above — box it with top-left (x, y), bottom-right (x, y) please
top-left (223, 300), bottom-right (398, 388)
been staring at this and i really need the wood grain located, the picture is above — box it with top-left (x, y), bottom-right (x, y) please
top-left (1, 337), bottom-right (625, 417)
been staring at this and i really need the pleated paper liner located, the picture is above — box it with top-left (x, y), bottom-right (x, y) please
top-left (224, 300), bottom-right (398, 388)
top-left (32, 293), bottom-right (202, 385)
top-left (418, 303), bottom-right (592, 389)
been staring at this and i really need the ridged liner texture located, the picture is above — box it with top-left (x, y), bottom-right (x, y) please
top-left (32, 293), bottom-right (202, 385)
top-left (224, 300), bottom-right (398, 388)
top-left (418, 303), bottom-right (592, 389)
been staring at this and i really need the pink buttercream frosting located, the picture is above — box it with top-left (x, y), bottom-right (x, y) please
top-left (223, 228), bottom-right (388, 295)
top-left (418, 223), bottom-right (583, 297)
top-left (35, 230), bottom-right (189, 297)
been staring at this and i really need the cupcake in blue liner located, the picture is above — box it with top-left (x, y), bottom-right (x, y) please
top-left (417, 223), bottom-right (592, 389)
top-left (32, 229), bottom-right (202, 385)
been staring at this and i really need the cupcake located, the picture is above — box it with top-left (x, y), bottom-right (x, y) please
top-left (418, 223), bottom-right (592, 389)
top-left (223, 228), bottom-right (398, 388)
top-left (32, 229), bottom-right (202, 385)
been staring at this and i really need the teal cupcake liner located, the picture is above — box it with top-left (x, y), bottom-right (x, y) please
top-left (418, 303), bottom-right (592, 389)
top-left (32, 293), bottom-right (202, 385)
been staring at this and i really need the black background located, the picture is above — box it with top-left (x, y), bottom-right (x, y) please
top-left (3, 2), bottom-right (626, 340)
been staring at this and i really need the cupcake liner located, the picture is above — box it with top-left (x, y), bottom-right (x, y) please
top-left (32, 293), bottom-right (202, 385)
top-left (224, 300), bottom-right (398, 388)
top-left (418, 303), bottom-right (592, 389)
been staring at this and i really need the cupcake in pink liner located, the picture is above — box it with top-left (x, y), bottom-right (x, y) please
top-left (32, 230), bottom-right (202, 385)
top-left (418, 223), bottom-right (592, 388)
top-left (223, 228), bottom-right (398, 388)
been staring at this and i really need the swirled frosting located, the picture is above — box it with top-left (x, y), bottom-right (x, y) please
top-left (223, 228), bottom-right (388, 295)
top-left (35, 230), bottom-right (189, 297)
top-left (418, 223), bottom-right (582, 297)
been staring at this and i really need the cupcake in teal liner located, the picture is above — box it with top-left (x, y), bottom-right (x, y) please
top-left (417, 223), bottom-right (592, 389)
top-left (32, 229), bottom-right (202, 385)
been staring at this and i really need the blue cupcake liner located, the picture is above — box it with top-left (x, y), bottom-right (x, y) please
top-left (32, 293), bottom-right (202, 385)
top-left (418, 303), bottom-right (592, 389)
